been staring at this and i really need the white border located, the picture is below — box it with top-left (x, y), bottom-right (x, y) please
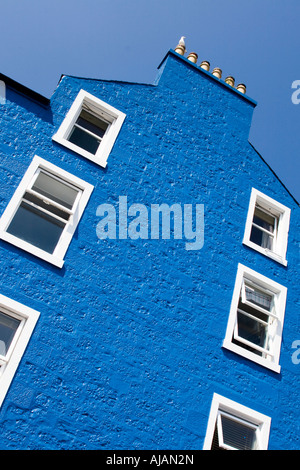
top-left (203, 393), bottom-right (271, 450)
top-left (52, 89), bottom-right (126, 168)
top-left (223, 263), bottom-right (287, 373)
top-left (0, 294), bottom-right (40, 408)
top-left (243, 188), bottom-right (291, 266)
top-left (0, 155), bottom-right (94, 268)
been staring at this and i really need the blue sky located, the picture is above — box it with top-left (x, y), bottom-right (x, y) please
top-left (1, 0), bottom-right (299, 201)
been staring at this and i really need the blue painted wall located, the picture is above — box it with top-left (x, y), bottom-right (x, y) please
top-left (0, 50), bottom-right (299, 449)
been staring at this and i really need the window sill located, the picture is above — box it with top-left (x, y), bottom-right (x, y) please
top-left (222, 340), bottom-right (281, 374)
top-left (242, 239), bottom-right (288, 266)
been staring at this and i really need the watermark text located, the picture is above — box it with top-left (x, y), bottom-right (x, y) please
top-left (291, 80), bottom-right (300, 104)
top-left (96, 196), bottom-right (204, 251)
top-left (291, 340), bottom-right (300, 365)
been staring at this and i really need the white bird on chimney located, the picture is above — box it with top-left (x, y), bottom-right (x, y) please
top-left (179, 36), bottom-right (186, 47)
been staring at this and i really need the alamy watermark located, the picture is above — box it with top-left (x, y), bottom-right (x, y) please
top-left (291, 340), bottom-right (300, 365)
top-left (0, 81), bottom-right (6, 104)
top-left (291, 80), bottom-right (300, 104)
top-left (96, 196), bottom-right (204, 251)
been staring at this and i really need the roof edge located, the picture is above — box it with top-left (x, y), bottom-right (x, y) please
top-left (58, 73), bottom-right (155, 88)
top-left (249, 141), bottom-right (299, 206)
top-left (0, 72), bottom-right (50, 107)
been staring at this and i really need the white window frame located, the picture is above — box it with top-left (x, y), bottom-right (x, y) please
top-left (0, 294), bottom-right (40, 408)
top-left (243, 188), bottom-right (290, 266)
top-left (52, 89), bottom-right (126, 168)
top-left (223, 263), bottom-right (287, 373)
top-left (203, 393), bottom-right (271, 450)
top-left (0, 155), bottom-right (93, 268)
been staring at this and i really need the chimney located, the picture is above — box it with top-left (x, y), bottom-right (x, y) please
top-left (200, 61), bottom-right (210, 71)
top-left (236, 83), bottom-right (247, 94)
top-left (225, 76), bottom-right (235, 87)
top-left (174, 44), bottom-right (185, 56)
top-left (212, 68), bottom-right (222, 79)
top-left (172, 38), bottom-right (247, 95)
top-left (187, 52), bottom-right (198, 64)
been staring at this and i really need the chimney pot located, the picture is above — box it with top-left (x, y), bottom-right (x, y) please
top-left (174, 44), bottom-right (186, 56)
top-left (187, 52), bottom-right (198, 64)
top-left (236, 83), bottom-right (247, 94)
top-left (200, 60), bottom-right (210, 71)
top-left (212, 67), bottom-right (222, 79)
top-left (225, 76), bottom-right (235, 87)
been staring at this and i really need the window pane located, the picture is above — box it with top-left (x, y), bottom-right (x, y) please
top-left (32, 171), bottom-right (79, 210)
top-left (245, 286), bottom-right (272, 312)
top-left (68, 126), bottom-right (100, 155)
top-left (0, 311), bottom-right (21, 356)
top-left (221, 415), bottom-right (257, 450)
top-left (211, 426), bottom-right (225, 450)
top-left (253, 207), bottom-right (275, 233)
top-left (24, 192), bottom-right (70, 221)
top-left (77, 109), bottom-right (108, 138)
top-left (236, 310), bottom-right (268, 354)
top-left (7, 201), bottom-right (65, 254)
top-left (250, 225), bottom-right (273, 250)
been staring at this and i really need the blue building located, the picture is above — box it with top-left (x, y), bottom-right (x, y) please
top-left (0, 40), bottom-right (299, 450)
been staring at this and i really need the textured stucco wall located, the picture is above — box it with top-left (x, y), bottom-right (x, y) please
top-left (0, 51), bottom-right (299, 449)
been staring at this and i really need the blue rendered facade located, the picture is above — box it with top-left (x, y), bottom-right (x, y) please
top-left (0, 50), bottom-right (299, 450)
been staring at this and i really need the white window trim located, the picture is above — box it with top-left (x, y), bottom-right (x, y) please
top-left (52, 89), bottom-right (126, 168)
top-left (0, 155), bottom-right (94, 268)
top-left (223, 263), bottom-right (287, 373)
top-left (243, 188), bottom-right (291, 266)
top-left (203, 393), bottom-right (271, 450)
top-left (0, 294), bottom-right (40, 408)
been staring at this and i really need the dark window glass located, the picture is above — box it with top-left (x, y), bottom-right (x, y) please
top-left (68, 127), bottom-right (100, 155)
top-left (77, 109), bottom-right (108, 138)
top-left (68, 109), bottom-right (109, 155)
top-left (253, 207), bottom-right (275, 233)
top-left (235, 310), bottom-right (267, 355)
top-left (24, 192), bottom-right (70, 221)
top-left (250, 207), bottom-right (276, 250)
top-left (220, 415), bottom-right (257, 450)
top-left (7, 201), bottom-right (65, 254)
top-left (0, 311), bottom-right (21, 356)
top-left (32, 171), bottom-right (78, 210)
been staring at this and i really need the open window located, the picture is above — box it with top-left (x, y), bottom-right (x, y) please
top-left (243, 188), bottom-right (290, 266)
top-left (203, 393), bottom-right (271, 450)
top-left (213, 410), bottom-right (259, 450)
top-left (0, 156), bottom-right (93, 267)
top-left (223, 264), bottom-right (287, 373)
top-left (52, 89), bottom-right (126, 168)
top-left (0, 294), bottom-right (40, 408)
